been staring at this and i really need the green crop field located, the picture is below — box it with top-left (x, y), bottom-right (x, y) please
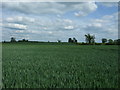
top-left (2, 43), bottom-right (119, 88)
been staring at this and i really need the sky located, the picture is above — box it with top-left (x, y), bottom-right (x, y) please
top-left (0, 2), bottom-right (119, 42)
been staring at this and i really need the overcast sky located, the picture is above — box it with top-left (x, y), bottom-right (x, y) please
top-left (1, 2), bottom-right (118, 42)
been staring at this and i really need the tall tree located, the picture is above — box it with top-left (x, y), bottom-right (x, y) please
top-left (11, 37), bottom-right (16, 42)
top-left (108, 39), bottom-right (113, 44)
top-left (68, 38), bottom-right (72, 43)
top-left (117, 39), bottom-right (120, 45)
top-left (114, 39), bottom-right (118, 45)
top-left (102, 38), bottom-right (107, 43)
top-left (57, 40), bottom-right (61, 43)
top-left (73, 37), bottom-right (77, 43)
top-left (22, 39), bottom-right (28, 42)
top-left (85, 34), bottom-right (95, 44)
top-left (91, 35), bottom-right (95, 43)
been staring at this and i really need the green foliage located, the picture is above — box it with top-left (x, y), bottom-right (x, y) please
top-left (10, 37), bottom-right (16, 42)
top-left (57, 40), bottom-right (61, 43)
top-left (108, 39), bottom-right (113, 44)
top-left (114, 39), bottom-right (120, 45)
top-left (68, 38), bottom-right (77, 43)
top-left (85, 34), bottom-right (95, 44)
top-left (2, 43), bottom-right (118, 88)
top-left (102, 38), bottom-right (107, 44)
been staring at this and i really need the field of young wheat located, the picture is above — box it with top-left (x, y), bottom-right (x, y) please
top-left (2, 43), bottom-right (119, 88)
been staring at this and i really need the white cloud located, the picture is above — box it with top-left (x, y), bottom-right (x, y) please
top-left (0, 18), bottom-right (2, 27)
top-left (4, 23), bottom-right (27, 30)
top-left (64, 26), bottom-right (74, 30)
top-left (74, 12), bottom-right (85, 16)
top-left (15, 30), bottom-right (24, 33)
top-left (74, 2), bottom-right (97, 16)
top-left (93, 19), bottom-right (107, 23)
top-left (2, 2), bottom-right (97, 17)
top-left (48, 31), bottom-right (53, 34)
top-left (87, 23), bottom-right (102, 28)
top-left (0, 23), bottom-right (2, 27)
top-left (6, 17), bottom-right (14, 22)
top-left (6, 16), bottom-right (35, 23)
top-left (63, 19), bottom-right (73, 23)
top-left (83, 12), bottom-right (118, 39)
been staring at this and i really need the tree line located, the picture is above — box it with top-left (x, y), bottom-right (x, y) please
top-left (3, 33), bottom-right (120, 45)
top-left (10, 37), bottom-right (28, 42)
top-left (68, 34), bottom-right (120, 45)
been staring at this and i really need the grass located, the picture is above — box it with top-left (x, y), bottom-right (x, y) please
top-left (2, 43), bottom-right (119, 88)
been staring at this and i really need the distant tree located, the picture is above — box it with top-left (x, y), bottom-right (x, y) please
top-left (114, 39), bottom-right (120, 45)
top-left (18, 39), bottom-right (28, 42)
top-left (3, 40), bottom-right (6, 43)
top-left (102, 38), bottom-right (107, 44)
top-left (73, 37), bottom-right (77, 43)
top-left (85, 34), bottom-right (95, 44)
top-left (68, 38), bottom-right (77, 43)
top-left (81, 42), bottom-right (85, 45)
top-left (22, 39), bottom-right (28, 42)
top-left (108, 39), bottom-right (113, 44)
top-left (23, 39), bottom-right (26, 42)
top-left (11, 37), bottom-right (16, 42)
top-left (114, 40), bottom-right (117, 45)
top-left (71, 39), bottom-right (74, 43)
top-left (68, 38), bottom-right (72, 43)
top-left (91, 35), bottom-right (95, 44)
top-left (118, 39), bottom-right (120, 45)
top-left (73, 37), bottom-right (76, 42)
top-left (57, 40), bottom-right (61, 43)
top-left (75, 39), bottom-right (77, 43)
